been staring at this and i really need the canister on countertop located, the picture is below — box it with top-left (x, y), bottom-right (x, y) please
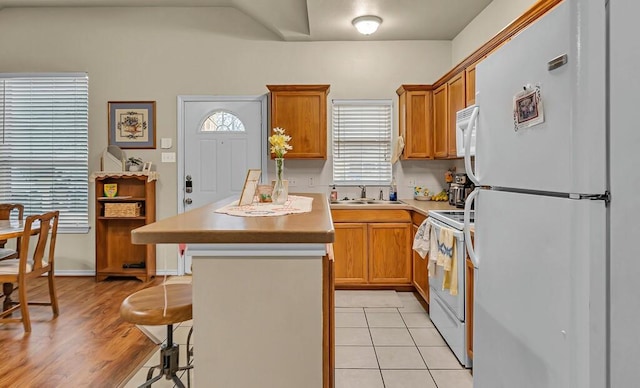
top-left (330, 185), bottom-right (338, 201)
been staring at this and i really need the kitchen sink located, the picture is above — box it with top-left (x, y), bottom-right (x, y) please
top-left (330, 199), bottom-right (404, 205)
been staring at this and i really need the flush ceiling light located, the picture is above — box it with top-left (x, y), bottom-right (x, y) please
top-left (352, 15), bottom-right (383, 35)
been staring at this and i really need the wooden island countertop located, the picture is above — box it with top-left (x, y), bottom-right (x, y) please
top-left (131, 193), bottom-right (335, 388)
top-left (131, 193), bottom-right (334, 245)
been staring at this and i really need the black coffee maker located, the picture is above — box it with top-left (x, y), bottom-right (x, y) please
top-left (448, 173), bottom-right (474, 208)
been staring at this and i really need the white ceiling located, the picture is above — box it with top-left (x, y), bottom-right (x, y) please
top-left (0, 0), bottom-right (494, 41)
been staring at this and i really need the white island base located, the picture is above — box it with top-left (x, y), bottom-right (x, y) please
top-left (190, 243), bottom-right (327, 388)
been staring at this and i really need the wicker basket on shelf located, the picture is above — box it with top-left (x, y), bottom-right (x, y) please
top-left (104, 202), bottom-right (142, 217)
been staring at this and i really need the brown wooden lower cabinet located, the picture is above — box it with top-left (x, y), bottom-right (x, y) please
top-left (333, 223), bottom-right (368, 284)
top-left (332, 210), bottom-right (412, 287)
top-left (412, 224), bottom-right (430, 304)
top-left (368, 223), bottom-right (412, 284)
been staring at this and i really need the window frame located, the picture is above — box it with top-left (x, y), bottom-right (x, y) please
top-left (332, 99), bottom-right (393, 186)
top-left (200, 109), bottom-right (247, 133)
top-left (0, 72), bottom-right (90, 233)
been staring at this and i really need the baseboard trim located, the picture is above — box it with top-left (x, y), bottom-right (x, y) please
top-left (55, 269), bottom-right (179, 276)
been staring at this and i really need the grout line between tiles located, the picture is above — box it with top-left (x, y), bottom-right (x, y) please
top-left (398, 297), bottom-right (439, 386)
top-left (364, 306), bottom-right (386, 387)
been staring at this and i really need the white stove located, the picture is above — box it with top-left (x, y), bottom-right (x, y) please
top-left (425, 209), bottom-right (475, 368)
top-left (428, 210), bottom-right (474, 231)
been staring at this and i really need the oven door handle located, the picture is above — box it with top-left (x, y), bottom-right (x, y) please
top-left (464, 188), bottom-right (479, 268)
top-left (427, 218), bottom-right (464, 239)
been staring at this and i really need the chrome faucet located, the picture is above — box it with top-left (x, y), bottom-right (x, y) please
top-left (359, 185), bottom-right (367, 199)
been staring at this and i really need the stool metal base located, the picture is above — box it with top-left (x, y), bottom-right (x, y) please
top-left (138, 325), bottom-right (194, 388)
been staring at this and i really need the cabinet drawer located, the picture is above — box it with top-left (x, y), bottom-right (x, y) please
top-left (331, 209), bottom-right (411, 223)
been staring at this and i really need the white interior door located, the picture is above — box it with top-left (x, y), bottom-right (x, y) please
top-left (178, 96), bottom-right (266, 213)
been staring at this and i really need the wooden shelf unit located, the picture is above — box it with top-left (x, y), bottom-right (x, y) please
top-left (94, 174), bottom-right (156, 282)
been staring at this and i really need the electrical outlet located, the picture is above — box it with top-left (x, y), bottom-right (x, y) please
top-left (408, 178), bottom-right (416, 187)
top-left (308, 177), bottom-right (314, 187)
top-left (288, 178), bottom-right (297, 186)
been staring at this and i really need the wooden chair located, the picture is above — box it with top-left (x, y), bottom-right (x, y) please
top-left (120, 283), bottom-right (194, 387)
top-left (0, 210), bottom-right (60, 332)
top-left (0, 203), bottom-right (24, 260)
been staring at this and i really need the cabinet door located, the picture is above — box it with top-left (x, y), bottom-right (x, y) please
top-left (333, 223), bottom-right (368, 284)
top-left (412, 224), bottom-right (429, 303)
top-left (465, 61), bottom-right (478, 106)
top-left (368, 223), bottom-right (412, 284)
top-left (398, 86), bottom-right (433, 160)
top-left (433, 84), bottom-right (448, 159)
top-left (466, 257), bottom-right (474, 360)
top-left (267, 85), bottom-right (329, 159)
top-left (447, 72), bottom-right (466, 157)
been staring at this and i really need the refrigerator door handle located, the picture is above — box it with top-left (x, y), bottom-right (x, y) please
top-left (464, 106), bottom-right (480, 185)
top-left (464, 188), bottom-right (479, 267)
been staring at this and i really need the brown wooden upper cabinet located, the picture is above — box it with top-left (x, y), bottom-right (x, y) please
top-left (465, 60), bottom-right (479, 106)
top-left (433, 72), bottom-right (466, 159)
top-left (447, 72), bottom-right (466, 158)
top-left (433, 83), bottom-right (448, 158)
top-left (267, 84), bottom-right (330, 159)
top-left (397, 85), bottom-right (434, 160)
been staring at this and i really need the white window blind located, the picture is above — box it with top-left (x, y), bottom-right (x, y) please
top-left (0, 73), bottom-right (89, 232)
top-left (332, 99), bottom-right (392, 185)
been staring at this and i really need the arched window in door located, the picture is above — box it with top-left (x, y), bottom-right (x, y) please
top-left (201, 110), bottom-right (246, 132)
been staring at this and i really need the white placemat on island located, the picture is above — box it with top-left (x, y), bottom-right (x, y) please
top-left (215, 195), bottom-right (313, 217)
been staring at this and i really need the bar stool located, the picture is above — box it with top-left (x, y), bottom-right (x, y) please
top-left (120, 284), bottom-right (194, 388)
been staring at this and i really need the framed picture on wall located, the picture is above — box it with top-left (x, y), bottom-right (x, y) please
top-left (108, 101), bottom-right (156, 149)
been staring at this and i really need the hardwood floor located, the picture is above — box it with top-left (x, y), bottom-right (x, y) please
top-left (0, 276), bottom-right (164, 387)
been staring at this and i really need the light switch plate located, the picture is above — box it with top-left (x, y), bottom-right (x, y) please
top-left (161, 152), bottom-right (176, 163)
top-left (161, 138), bottom-right (172, 149)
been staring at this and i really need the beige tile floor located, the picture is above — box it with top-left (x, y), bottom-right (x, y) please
top-left (335, 291), bottom-right (473, 388)
top-left (124, 290), bottom-right (472, 388)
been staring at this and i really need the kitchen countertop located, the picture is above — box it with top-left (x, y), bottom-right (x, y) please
top-left (131, 194), bottom-right (460, 246)
top-left (131, 193), bottom-right (334, 245)
top-left (399, 198), bottom-right (461, 215)
top-left (329, 198), bottom-right (458, 215)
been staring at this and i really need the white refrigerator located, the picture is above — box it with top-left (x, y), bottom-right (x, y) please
top-left (463, 0), bottom-right (640, 387)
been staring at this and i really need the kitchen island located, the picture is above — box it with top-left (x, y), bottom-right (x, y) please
top-left (131, 193), bottom-right (335, 388)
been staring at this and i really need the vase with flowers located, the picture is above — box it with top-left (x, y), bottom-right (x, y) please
top-left (269, 127), bottom-right (293, 204)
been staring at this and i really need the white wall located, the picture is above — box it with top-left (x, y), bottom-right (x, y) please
top-left (451, 0), bottom-right (538, 65)
top-left (0, 7), bottom-right (453, 273)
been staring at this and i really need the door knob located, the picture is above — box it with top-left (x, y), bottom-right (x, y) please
top-left (184, 198), bottom-right (193, 205)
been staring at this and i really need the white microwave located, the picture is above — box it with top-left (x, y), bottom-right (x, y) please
top-left (455, 105), bottom-right (477, 157)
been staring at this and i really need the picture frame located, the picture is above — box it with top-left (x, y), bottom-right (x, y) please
top-left (238, 169), bottom-right (262, 206)
top-left (108, 101), bottom-right (156, 149)
top-left (513, 87), bottom-right (544, 131)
